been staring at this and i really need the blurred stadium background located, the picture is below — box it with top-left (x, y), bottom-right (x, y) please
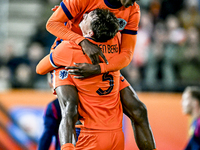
top-left (0, 0), bottom-right (199, 149)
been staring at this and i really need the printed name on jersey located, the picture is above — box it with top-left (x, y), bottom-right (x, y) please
top-left (118, 18), bottom-right (127, 31)
top-left (59, 70), bottom-right (68, 80)
top-left (97, 44), bottom-right (119, 54)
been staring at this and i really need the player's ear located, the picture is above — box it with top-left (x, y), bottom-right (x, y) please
top-left (88, 30), bottom-right (94, 37)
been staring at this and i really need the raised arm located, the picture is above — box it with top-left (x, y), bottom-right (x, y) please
top-left (46, 3), bottom-right (85, 44)
top-left (67, 5), bottom-right (140, 77)
top-left (98, 3), bottom-right (140, 72)
top-left (46, 1), bottom-right (107, 64)
top-left (36, 41), bottom-right (75, 75)
top-left (36, 54), bottom-right (55, 75)
top-left (67, 34), bottom-right (137, 78)
top-left (99, 34), bottom-right (137, 73)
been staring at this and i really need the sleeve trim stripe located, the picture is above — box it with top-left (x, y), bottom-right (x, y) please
top-left (60, 2), bottom-right (73, 20)
top-left (53, 39), bottom-right (63, 49)
top-left (121, 29), bottom-right (137, 35)
top-left (50, 53), bottom-right (58, 68)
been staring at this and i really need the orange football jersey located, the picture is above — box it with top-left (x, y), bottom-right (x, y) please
top-left (46, 0), bottom-right (140, 73)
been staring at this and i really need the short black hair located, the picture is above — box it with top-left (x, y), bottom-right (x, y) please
top-left (90, 9), bottom-right (119, 42)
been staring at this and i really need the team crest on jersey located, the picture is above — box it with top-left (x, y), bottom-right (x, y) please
top-left (59, 70), bottom-right (68, 80)
top-left (118, 18), bottom-right (127, 30)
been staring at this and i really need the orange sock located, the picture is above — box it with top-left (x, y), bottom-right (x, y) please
top-left (61, 143), bottom-right (75, 150)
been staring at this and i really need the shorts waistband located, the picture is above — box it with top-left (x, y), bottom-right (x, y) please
top-left (80, 127), bottom-right (122, 133)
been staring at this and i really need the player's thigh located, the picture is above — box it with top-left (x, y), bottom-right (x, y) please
top-left (51, 67), bottom-right (72, 89)
top-left (55, 85), bottom-right (79, 111)
top-left (52, 68), bottom-right (78, 110)
top-left (120, 77), bottom-right (145, 118)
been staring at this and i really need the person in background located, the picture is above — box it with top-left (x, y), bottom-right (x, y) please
top-left (182, 86), bottom-right (200, 150)
top-left (38, 98), bottom-right (61, 150)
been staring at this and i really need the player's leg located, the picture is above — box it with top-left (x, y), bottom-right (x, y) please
top-left (119, 76), bottom-right (156, 150)
top-left (51, 68), bottom-right (79, 147)
top-left (56, 85), bottom-right (79, 146)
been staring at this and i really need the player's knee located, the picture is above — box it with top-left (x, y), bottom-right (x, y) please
top-left (66, 106), bottom-right (78, 117)
top-left (61, 94), bottom-right (78, 106)
top-left (61, 101), bottom-right (78, 119)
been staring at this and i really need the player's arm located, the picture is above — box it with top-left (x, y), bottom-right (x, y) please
top-left (67, 6), bottom-right (140, 77)
top-left (99, 34), bottom-right (137, 73)
top-left (46, 0), bottom-right (108, 65)
top-left (46, 3), bottom-right (85, 44)
top-left (36, 54), bottom-right (57, 75)
top-left (36, 42), bottom-right (74, 75)
top-left (99, 4), bottom-right (140, 73)
top-left (67, 34), bottom-right (137, 78)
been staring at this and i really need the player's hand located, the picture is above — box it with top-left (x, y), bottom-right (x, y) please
top-left (79, 39), bottom-right (108, 65)
top-left (51, 5), bottom-right (59, 11)
top-left (66, 63), bottom-right (101, 78)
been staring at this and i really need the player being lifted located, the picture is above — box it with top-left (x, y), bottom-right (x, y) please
top-left (41, 0), bottom-right (156, 149)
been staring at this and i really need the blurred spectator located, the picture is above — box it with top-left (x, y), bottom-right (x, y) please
top-left (1, 40), bottom-right (15, 65)
top-left (28, 22), bottom-right (56, 55)
top-left (121, 65), bottom-right (142, 91)
top-left (26, 42), bottom-right (46, 72)
top-left (132, 11), bottom-right (152, 73)
top-left (181, 86), bottom-right (200, 150)
top-left (0, 65), bottom-right (11, 91)
top-left (6, 54), bottom-right (31, 88)
top-left (26, 42), bottom-right (49, 89)
top-left (12, 63), bottom-right (33, 88)
top-left (0, 0), bottom-right (62, 90)
top-left (144, 15), bottom-right (183, 91)
top-left (166, 15), bottom-right (186, 44)
top-left (122, 10), bottom-right (153, 90)
top-left (28, 0), bottom-right (60, 54)
top-left (6, 41), bottom-right (48, 89)
top-left (178, 1), bottom-right (200, 30)
top-left (159, 0), bottom-right (184, 20)
top-left (144, 22), bottom-right (171, 91)
top-left (132, 10), bottom-right (152, 70)
top-left (21, 0), bottom-right (61, 89)
top-left (144, 22), bottom-right (164, 90)
top-left (175, 26), bottom-right (200, 90)
top-left (149, 0), bottom-right (161, 24)
top-left (163, 15), bottom-right (185, 91)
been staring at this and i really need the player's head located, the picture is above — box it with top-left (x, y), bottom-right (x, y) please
top-left (182, 86), bottom-right (200, 115)
top-left (79, 8), bottom-right (119, 42)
